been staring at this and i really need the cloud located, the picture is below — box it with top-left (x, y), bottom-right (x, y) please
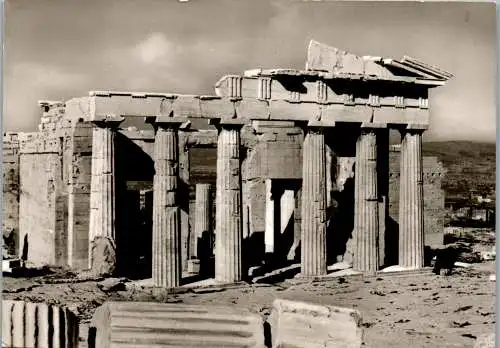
top-left (4, 63), bottom-right (89, 131)
top-left (133, 32), bottom-right (178, 66)
top-left (9, 62), bottom-right (88, 90)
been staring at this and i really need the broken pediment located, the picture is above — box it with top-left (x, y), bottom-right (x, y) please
top-left (306, 40), bottom-right (453, 82)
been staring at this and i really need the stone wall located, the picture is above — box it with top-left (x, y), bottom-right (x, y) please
top-left (18, 150), bottom-right (62, 265)
top-left (67, 122), bottom-right (93, 269)
top-left (242, 122), bottom-right (303, 237)
top-left (9, 101), bottom-right (76, 266)
top-left (3, 132), bottom-right (20, 256)
top-left (388, 148), bottom-right (446, 250)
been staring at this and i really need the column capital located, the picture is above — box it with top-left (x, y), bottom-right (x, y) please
top-left (92, 116), bottom-right (124, 129)
top-left (360, 122), bottom-right (387, 129)
top-left (209, 118), bottom-right (246, 130)
top-left (396, 123), bottom-right (429, 134)
top-left (147, 116), bottom-right (189, 130)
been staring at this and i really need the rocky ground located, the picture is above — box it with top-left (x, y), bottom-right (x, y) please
top-left (3, 233), bottom-right (496, 348)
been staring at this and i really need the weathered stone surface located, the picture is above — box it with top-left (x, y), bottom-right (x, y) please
top-left (2, 299), bottom-right (79, 348)
top-left (152, 127), bottom-right (181, 288)
top-left (89, 301), bottom-right (265, 348)
top-left (19, 152), bottom-right (64, 266)
top-left (97, 277), bottom-right (128, 292)
top-left (178, 131), bottom-right (191, 272)
top-left (301, 128), bottom-right (327, 276)
top-left (353, 129), bottom-right (379, 274)
top-left (80, 92), bottom-right (433, 127)
top-left (3, 132), bottom-right (20, 257)
top-left (215, 126), bottom-right (243, 283)
top-left (269, 299), bottom-right (364, 348)
top-left (399, 129), bottom-right (425, 268)
top-left (306, 39), bottom-right (367, 75)
top-left (90, 236), bottom-right (116, 276)
top-left (389, 149), bottom-right (445, 251)
top-left (194, 184), bottom-right (212, 260)
top-left (89, 124), bottom-right (119, 274)
top-left (67, 122), bottom-right (93, 270)
top-left (474, 333), bottom-right (495, 348)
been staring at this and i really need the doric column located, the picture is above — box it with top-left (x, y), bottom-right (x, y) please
top-left (301, 127), bottom-right (327, 276)
top-left (194, 183), bottom-right (212, 260)
top-left (215, 124), bottom-right (243, 283)
top-left (353, 125), bottom-right (380, 275)
top-left (177, 131), bottom-right (191, 270)
top-left (398, 128), bottom-right (425, 268)
top-left (152, 125), bottom-right (181, 288)
top-left (377, 128), bottom-right (390, 268)
top-left (88, 120), bottom-right (122, 275)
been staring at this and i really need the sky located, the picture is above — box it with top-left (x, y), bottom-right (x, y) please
top-left (3, 0), bottom-right (496, 142)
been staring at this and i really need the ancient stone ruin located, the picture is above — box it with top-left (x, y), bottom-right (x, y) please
top-left (3, 40), bottom-right (451, 288)
top-left (88, 299), bottom-right (363, 348)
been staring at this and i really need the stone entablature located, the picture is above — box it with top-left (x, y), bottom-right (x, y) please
top-left (67, 91), bottom-right (430, 129)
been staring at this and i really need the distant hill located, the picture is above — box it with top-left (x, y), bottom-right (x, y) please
top-left (189, 141), bottom-right (496, 199)
top-left (422, 141), bottom-right (495, 199)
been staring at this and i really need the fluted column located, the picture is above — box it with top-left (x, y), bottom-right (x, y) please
top-left (2, 300), bottom-right (79, 348)
top-left (301, 127), bottom-right (327, 276)
top-left (89, 121), bottom-right (121, 275)
top-left (353, 128), bottom-right (379, 275)
top-left (377, 128), bottom-right (390, 268)
top-left (265, 179), bottom-right (275, 254)
top-left (194, 183), bottom-right (212, 259)
top-left (152, 126), bottom-right (181, 288)
top-left (215, 125), bottom-right (243, 283)
top-left (398, 129), bottom-right (425, 268)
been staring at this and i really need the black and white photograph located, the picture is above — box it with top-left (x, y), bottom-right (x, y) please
top-left (2, 1), bottom-right (496, 347)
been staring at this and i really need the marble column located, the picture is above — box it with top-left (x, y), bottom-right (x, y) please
top-left (215, 125), bottom-right (243, 283)
top-left (88, 121), bottom-right (120, 275)
top-left (301, 127), bottom-right (327, 276)
top-left (353, 128), bottom-right (379, 274)
top-left (152, 126), bottom-right (181, 288)
top-left (377, 129), bottom-right (390, 268)
top-left (398, 129), bottom-right (425, 268)
top-left (194, 183), bottom-right (212, 259)
top-left (178, 132), bottom-right (191, 270)
top-left (265, 179), bottom-right (275, 254)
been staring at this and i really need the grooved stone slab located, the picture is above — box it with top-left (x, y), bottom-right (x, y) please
top-left (268, 299), bottom-right (363, 348)
top-left (2, 300), bottom-right (79, 348)
top-left (89, 301), bottom-right (266, 348)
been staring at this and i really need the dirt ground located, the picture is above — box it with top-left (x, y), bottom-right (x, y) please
top-left (2, 259), bottom-right (494, 348)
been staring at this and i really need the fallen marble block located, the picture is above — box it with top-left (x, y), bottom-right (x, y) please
top-left (89, 301), bottom-right (266, 348)
top-left (268, 298), bottom-right (364, 348)
top-left (2, 299), bottom-right (79, 348)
